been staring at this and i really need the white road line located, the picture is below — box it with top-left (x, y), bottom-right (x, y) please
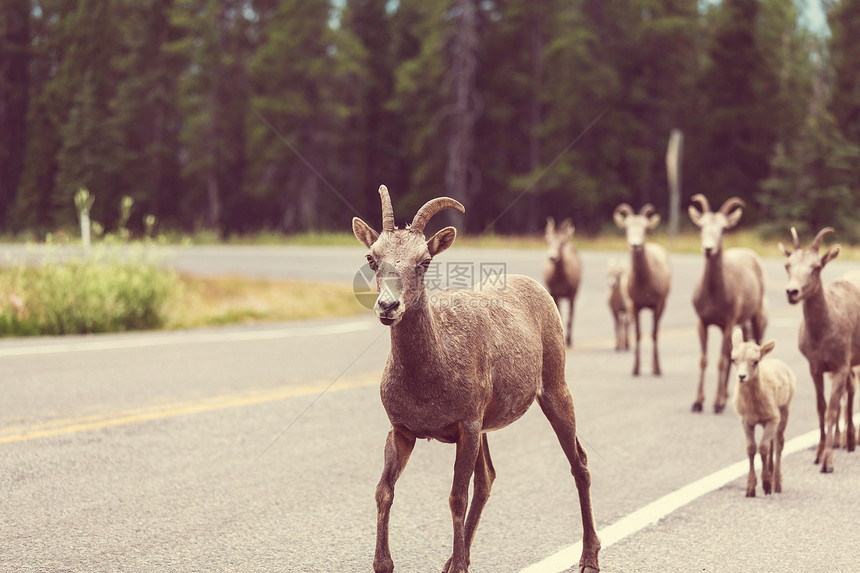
top-left (520, 417), bottom-right (856, 573)
top-left (0, 321), bottom-right (374, 357)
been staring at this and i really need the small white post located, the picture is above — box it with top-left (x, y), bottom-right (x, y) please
top-left (666, 129), bottom-right (683, 240)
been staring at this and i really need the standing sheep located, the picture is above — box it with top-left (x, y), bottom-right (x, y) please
top-left (607, 259), bottom-right (631, 351)
top-left (689, 194), bottom-right (768, 413)
top-left (779, 227), bottom-right (860, 472)
top-left (352, 185), bottom-right (600, 573)
top-left (544, 217), bottom-right (582, 347)
top-left (613, 203), bottom-right (672, 375)
top-left (731, 330), bottom-right (796, 497)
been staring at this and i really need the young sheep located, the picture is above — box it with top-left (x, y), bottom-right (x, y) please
top-left (613, 203), bottom-right (671, 375)
top-left (730, 330), bottom-right (796, 497)
top-left (607, 259), bottom-right (631, 351)
top-left (779, 227), bottom-right (860, 473)
top-left (352, 185), bottom-right (600, 573)
top-left (544, 217), bottom-right (582, 347)
top-left (689, 194), bottom-right (768, 414)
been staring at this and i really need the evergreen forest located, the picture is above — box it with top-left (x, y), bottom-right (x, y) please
top-left (1, 0), bottom-right (859, 239)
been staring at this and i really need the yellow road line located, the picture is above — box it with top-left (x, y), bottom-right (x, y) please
top-left (0, 374), bottom-right (380, 445)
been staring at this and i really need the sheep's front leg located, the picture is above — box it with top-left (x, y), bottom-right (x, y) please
top-left (651, 304), bottom-right (664, 376)
top-left (692, 320), bottom-right (708, 412)
top-left (846, 371), bottom-right (856, 452)
top-left (811, 369), bottom-right (826, 464)
top-left (714, 326), bottom-right (733, 414)
top-left (743, 422), bottom-right (757, 497)
top-left (374, 428), bottom-right (416, 573)
top-left (759, 420), bottom-right (777, 495)
top-left (443, 421), bottom-right (482, 573)
top-left (566, 297), bottom-right (575, 348)
top-left (774, 407), bottom-right (789, 493)
top-left (632, 306), bottom-right (642, 376)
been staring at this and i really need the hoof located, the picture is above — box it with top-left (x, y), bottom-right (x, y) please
top-left (821, 464), bottom-right (834, 474)
top-left (691, 402), bottom-right (703, 413)
top-left (579, 567), bottom-right (599, 573)
top-left (714, 404), bottom-right (725, 414)
top-left (746, 490), bottom-right (755, 498)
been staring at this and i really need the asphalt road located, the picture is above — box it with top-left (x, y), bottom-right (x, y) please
top-left (2, 243), bottom-right (860, 572)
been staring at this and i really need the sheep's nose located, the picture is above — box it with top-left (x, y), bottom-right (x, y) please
top-left (786, 288), bottom-right (799, 302)
top-left (377, 299), bottom-right (400, 313)
top-left (738, 373), bottom-right (747, 383)
top-left (704, 247), bottom-right (714, 257)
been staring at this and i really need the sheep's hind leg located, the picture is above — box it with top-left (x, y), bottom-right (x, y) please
top-left (374, 428), bottom-right (416, 573)
top-left (443, 433), bottom-right (495, 573)
top-left (537, 383), bottom-right (600, 572)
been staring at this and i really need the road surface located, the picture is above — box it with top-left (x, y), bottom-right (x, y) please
top-left (2, 243), bottom-right (859, 572)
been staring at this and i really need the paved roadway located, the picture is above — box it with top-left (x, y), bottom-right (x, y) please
top-left (2, 243), bottom-right (860, 572)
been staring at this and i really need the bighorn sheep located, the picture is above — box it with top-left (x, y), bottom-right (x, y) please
top-left (613, 203), bottom-right (671, 375)
top-left (352, 185), bottom-right (600, 573)
top-left (544, 217), bottom-right (582, 347)
top-left (779, 227), bottom-right (860, 472)
top-left (607, 259), bottom-right (631, 351)
top-left (689, 194), bottom-right (767, 413)
top-left (730, 330), bottom-right (796, 497)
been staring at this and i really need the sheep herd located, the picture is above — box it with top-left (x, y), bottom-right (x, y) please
top-left (546, 192), bottom-right (860, 500)
top-left (354, 185), bottom-right (857, 573)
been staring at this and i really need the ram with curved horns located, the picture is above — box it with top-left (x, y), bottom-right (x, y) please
top-left (352, 185), bottom-right (601, 573)
top-left (689, 194), bottom-right (768, 413)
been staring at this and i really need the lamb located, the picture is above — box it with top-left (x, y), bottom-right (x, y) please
top-left (730, 330), bottom-right (796, 497)
top-left (607, 259), bottom-right (631, 351)
top-left (544, 217), bottom-right (582, 347)
top-left (689, 194), bottom-right (768, 413)
top-left (779, 227), bottom-right (860, 472)
top-left (352, 185), bottom-right (600, 573)
top-left (613, 203), bottom-right (671, 375)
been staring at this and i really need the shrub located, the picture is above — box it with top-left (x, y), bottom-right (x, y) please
top-left (0, 244), bottom-right (178, 336)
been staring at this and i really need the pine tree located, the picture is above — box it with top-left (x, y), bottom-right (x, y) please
top-left (0, 0), bottom-right (30, 228)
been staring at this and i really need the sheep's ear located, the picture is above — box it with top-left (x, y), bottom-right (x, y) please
top-left (760, 340), bottom-right (776, 357)
top-left (688, 205), bottom-right (703, 227)
top-left (647, 213), bottom-right (661, 230)
top-left (731, 328), bottom-right (744, 348)
top-left (613, 211), bottom-right (627, 229)
top-left (822, 244), bottom-right (841, 267)
top-left (560, 218), bottom-right (575, 238)
top-left (777, 242), bottom-right (791, 257)
top-left (427, 226), bottom-right (457, 256)
top-left (353, 217), bottom-right (379, 248)
top-left (725, 206), bottom-right (743, 229)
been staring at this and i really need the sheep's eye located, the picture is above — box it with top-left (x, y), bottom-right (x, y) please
top-left (418, 259), bottom-right (432, 271)
top-left (752, 360), bottom-right (759, 367)
top-left (366, 255), bottom-right (378, 270)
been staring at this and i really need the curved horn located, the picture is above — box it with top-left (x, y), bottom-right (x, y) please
top-left (689, 194), bottom-right (711, 213)
top-left (790, 227), bottom-right (800, 250)
top-left (811, 227), bottom-right (835, 251)
top-left (639, 204), bottom-right (656, 217)
top-left (614, 203), bottom-right (634, 218)
top-left (718, 197), bottom-right (746, 215)
top-left (410, 197), bottom-right (465, 233)
top-left (379, 185), bottom-right (395, 231)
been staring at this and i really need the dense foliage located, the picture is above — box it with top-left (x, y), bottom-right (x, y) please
top-left (1, 1), bottom-right (858, 238)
